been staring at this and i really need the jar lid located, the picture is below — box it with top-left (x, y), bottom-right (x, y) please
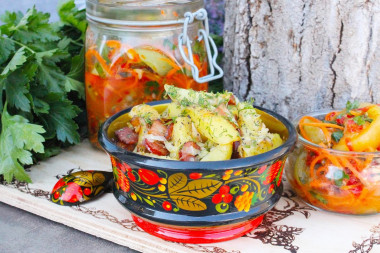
top-left (86, 0), bottom-right (205, 25)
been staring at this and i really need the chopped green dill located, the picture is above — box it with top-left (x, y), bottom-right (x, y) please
top-left (180, 98), bottom-right (191, 107)
top-left (238, 102), bottom-right (254, 111)
top-left (142, 113), bottom-right (152, 124)
top-left (164, 119), bottom-right (174, 125)
top-left (198, 95), bottom-right (205, 106)
top-left (189, 89), bottom-right (196, 98)
top-left (165, 86), bottom-right (178, 99)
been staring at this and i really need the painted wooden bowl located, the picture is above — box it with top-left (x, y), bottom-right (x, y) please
top-left (99, 100), bottom-right (297, 243)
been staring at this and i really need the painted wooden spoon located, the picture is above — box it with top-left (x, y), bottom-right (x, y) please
top-left (50, 171), bottom-right (113, 206)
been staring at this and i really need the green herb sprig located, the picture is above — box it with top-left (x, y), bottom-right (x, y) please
top-left (0, 0), bottom-right (87, 182)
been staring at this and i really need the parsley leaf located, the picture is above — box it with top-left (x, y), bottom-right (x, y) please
top-left (37, 58), bottom-right (67, 93)
top-left (0, 0), bottom-right (87, 182)
top-left (4, 69), bottom-right (31, 112)
top-left (3, 7), bottom-right (60, 44)
top-left (331, 131), bottom-right (343, 142)
top-left (346, 100), bottom-right (360, 111)
top-left (333, 170), bottom-right (350, 187)
top-left (353, 115), bottom-right (373, 125)
top-left (1, 46), bottom-right (27, 75)
top-left (65, 76), bottom-right (85, 99)
top-left (64, 48), bottom-right (85, 98)
top-left (58, 0), bottom-right (87, 35)
top-left (0, 104), bottom-right (45, 182)
top-left (353, 115), bottom-right (365, 126)
top-left (0, 37), bottom-right (15, 65)
top-left (32, 97), bottom-right (50, 114)
top-left (144, 81), bottom-right (160, 97)
top-left (35, 49), bottom-right (58, 63)
top-left (38, 93), bottom-right (80, 144)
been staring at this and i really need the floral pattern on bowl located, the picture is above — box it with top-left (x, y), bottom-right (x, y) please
top-left (111, 156), bottom-right (285, 216)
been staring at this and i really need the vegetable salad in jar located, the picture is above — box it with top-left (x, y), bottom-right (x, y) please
top-left (85, 0), bottom-right (211, 148)
top-left (287, 102), bottom-right (380, 214)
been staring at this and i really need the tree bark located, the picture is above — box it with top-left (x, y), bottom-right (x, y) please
top-left (224, 0), bottom-right (380, 119)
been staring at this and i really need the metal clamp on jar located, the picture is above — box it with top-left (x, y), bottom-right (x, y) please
top-left (85, 0), bottom-right (223, 147)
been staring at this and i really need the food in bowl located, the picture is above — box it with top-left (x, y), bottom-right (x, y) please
top-left (287, 102), bottom-right (380, 214)
top-left (109, 85), bottom-right (283, 161)
top-left (99, 87), bottom-right (297, 243)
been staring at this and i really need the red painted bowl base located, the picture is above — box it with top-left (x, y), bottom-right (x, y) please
top-left (132, 215), bottom-right (264, 244)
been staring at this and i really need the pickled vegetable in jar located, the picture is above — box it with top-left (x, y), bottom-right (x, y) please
top-left (85, 0), bottom-right (222, 148)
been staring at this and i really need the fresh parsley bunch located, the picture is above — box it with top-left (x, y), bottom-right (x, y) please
top-left (0, 0), bottom-right (87, 183)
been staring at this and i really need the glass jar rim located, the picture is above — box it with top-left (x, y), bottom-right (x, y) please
top-left (86, 0), bottom-right (204, 25)
top-left (294, 109), bottom-right (380, 156)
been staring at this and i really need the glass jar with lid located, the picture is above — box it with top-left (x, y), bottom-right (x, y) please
top-left (85, 0), bottom-right (223, 148)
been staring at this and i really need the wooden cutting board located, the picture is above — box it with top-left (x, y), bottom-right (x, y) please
top-left (0, 140), bottom-right (379, 253)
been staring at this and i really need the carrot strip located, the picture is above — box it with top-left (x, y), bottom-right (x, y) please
top-left (316, 166), bottom-right (328, 177)
top-left (302, 116), bottom-right (322, 123)
top-left (170, 74), bottom-right (188, 89)
top-left (106, 40), bottom-right (122, 48)
top-left (361, 154), bottom-right (374, 169)
top-left (166, 68), bottom-right (179, 78)
top-left (309, 179), bottom-right (331, 189)
top-left (185, 78), bottom-right (195, 89)
top-left (109, 56), bottom-right (125, 74)
top-left (349, 110), bottom-right (364, 116)
top-left (325, 111), bottom-right (339, 121)
top-left (129, 71), bottom-right (139, 89)
top-left (299, 116), bottom-right (342, 147)
top-left (302, 122), bottom-right (344, 130)
top-left (340, 184), bottom-right (362, 190)
top-left (309, 154), bottom-right (325, 179)
top-left (127, 48), bottom-right (140, 62)
top-left (193, 54), bottom-right (202, 70)
top-left (85, 49), bottom-right (111, 75)
top-left (160, 57), bottom-right (181, 70)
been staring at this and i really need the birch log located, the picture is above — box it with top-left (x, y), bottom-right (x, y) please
top-left (224, 0), bottom-right (380, 119)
